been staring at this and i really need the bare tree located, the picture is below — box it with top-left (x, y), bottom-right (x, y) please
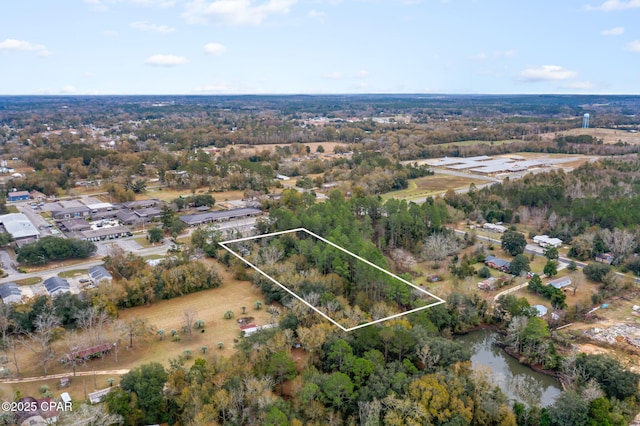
top-left (570, 273), bottom-right (583, 296)
top-left (23, 307), bottom-right (61, 375)
top-left (63, 330), bottom-right (89, 377)
top-left (602, 228), bottom-right (637, 265)
top-left (116, 316), bottom-right (155, 349)
top-left (75, 306), bottom-right (110, 345)
top-left (182, 308), bottom-right (197, 340)
top-left (57, 403), bottom-right (123, 425)
top-left (5, 335), bottom-right (21, 376)
top-left (423, 233), bottom-right (460, 262)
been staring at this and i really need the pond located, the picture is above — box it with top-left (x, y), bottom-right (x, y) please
top-left (456, 329), bottom-right (563, 407)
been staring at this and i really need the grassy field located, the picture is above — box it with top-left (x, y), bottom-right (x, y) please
top-left (14, 277), bottom-right (42, 286)
top-left (540, 128), bottom-right (640, 145)
top-left (0, 261), bottom-right (273, 402)
top-left (58, 269), bottom-right (89, 278)
top-left (382, 175), bottom-right (485, 201)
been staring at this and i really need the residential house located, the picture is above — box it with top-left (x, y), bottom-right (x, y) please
top-left (548, 277), bottom-right (572, 289)
top-left (89, 265), bottom-right (113, 285)
top-left (0, 282), bottom-right (22, 304)
top-left (43, 277), bottom-right (71, 297)
top-left (485, 255), bottom-right (511, 273)
top-left (595, 253), bottom-right (614, 265)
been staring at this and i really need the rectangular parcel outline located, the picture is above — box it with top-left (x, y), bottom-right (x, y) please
top-left (219, 227), bottom-right (446, 332)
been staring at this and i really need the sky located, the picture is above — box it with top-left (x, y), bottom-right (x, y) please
top-left (1, 0), bottom-right (639, 95)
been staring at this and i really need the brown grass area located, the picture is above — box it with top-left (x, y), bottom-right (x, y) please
top-left (383, 175), bottom-right (485, 201)
top-left (0, 374), bottom-right (119, 403)
top-left (540, 128), bottom-right (640, 145)
top-left (118, 263), bottom-right (271, 357)
top-left (1, 261), bottom-right (272, 401)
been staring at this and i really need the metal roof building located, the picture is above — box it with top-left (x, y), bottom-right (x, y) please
top-left (179, 208), bottom-right (261, 226)
top-left (0, 213), bottom-right (40, 240)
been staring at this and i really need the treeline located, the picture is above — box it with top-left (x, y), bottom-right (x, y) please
top-left (96, 247), bottom-right (222, 310)
top-left (16, 237), bottom-right (96, 265)
top-left (105, 309), bottom-right (518, 425)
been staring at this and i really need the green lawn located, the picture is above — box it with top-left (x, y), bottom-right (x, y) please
top-left (58, 269), bottom-right (89, 278)
top-left (15, 277), bottom-right (43, 286)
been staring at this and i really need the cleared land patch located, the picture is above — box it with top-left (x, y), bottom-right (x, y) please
top-left (220, 228), bottom-right (445, 332)
top-left (382, 174), bottom-right (486, 201)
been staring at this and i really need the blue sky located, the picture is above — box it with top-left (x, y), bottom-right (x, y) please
top-left (1, 0), bottom-right (639, 95)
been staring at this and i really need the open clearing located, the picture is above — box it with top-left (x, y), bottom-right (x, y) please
top-left (1, 262), bottom-right (271, 401)
top-left (540, 128), bottom-right (640, 145)
top-left (382, 174), bottom-right (486, 201)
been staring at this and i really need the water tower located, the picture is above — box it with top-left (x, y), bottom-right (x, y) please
top-left (582, 113), bottom-right (590, 129)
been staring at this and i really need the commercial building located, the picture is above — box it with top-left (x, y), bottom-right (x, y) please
top-left (533, 235), bottom-right (563, 248)
top-left (0, 213), bottom-right (40, 241)
top-left (51, 206), bottom-right (91, 220)
top-left (7, 190), bottom-right (30, 202)
top-left (179, 208), bottom-right (261, 227)
top-left (68, 225), bottom-right (132, 242)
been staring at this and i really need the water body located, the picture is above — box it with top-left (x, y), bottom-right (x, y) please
top-left (456, 329), bottom-right (562, 407)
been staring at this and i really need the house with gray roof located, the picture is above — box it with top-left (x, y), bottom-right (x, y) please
top-left (43, 277), bottom-right (70, 297)
top-left (89, 265), bottom-right (113, 285)
top-left (0, 282), bottom-right (22, 304)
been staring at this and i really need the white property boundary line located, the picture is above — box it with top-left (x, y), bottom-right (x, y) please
top-left (219, 228), bottom-right (445, 332)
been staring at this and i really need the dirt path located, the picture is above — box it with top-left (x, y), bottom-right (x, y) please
top-left (0, 370), bottom-right (130, 384)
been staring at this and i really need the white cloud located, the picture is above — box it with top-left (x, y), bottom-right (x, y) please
top-left (518, 65), bottom-right (578, 82)
top-left (308, 9), bottom-right (325, 18)
top-left (0, 39), bottom-right (51, 56)
top-left (471, 52), bottom-right (488, 61)
top-left (587, 0), bottom-right (640, 10)
top-left (60, 86), bottom-right (78, 94)
top-left (183, 0), bottom-right (298, 25)
top-left (601, 26), bottom-right (624, 35)
top-left (84, 0), bottom-right (177, 10)
top-left (145, 54), bottom-right (188, 66)
top-left (323, 71), bottom-right (343, 80)
top-left (562, 81), bottom-right (596, 90)
top-left (355, 70), bottom-right (369, 79)
top-left (625, 40), bottom-right (640, 52)
top-left (204, 42), bottom-right (227, 55)
top-left (131, 21), bottom-right (176, 34)
top-left (498, 49), bottom-right (517, 58)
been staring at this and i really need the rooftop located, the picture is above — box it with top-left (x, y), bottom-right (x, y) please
top-left (0, 213), bottom-right (40, 239)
